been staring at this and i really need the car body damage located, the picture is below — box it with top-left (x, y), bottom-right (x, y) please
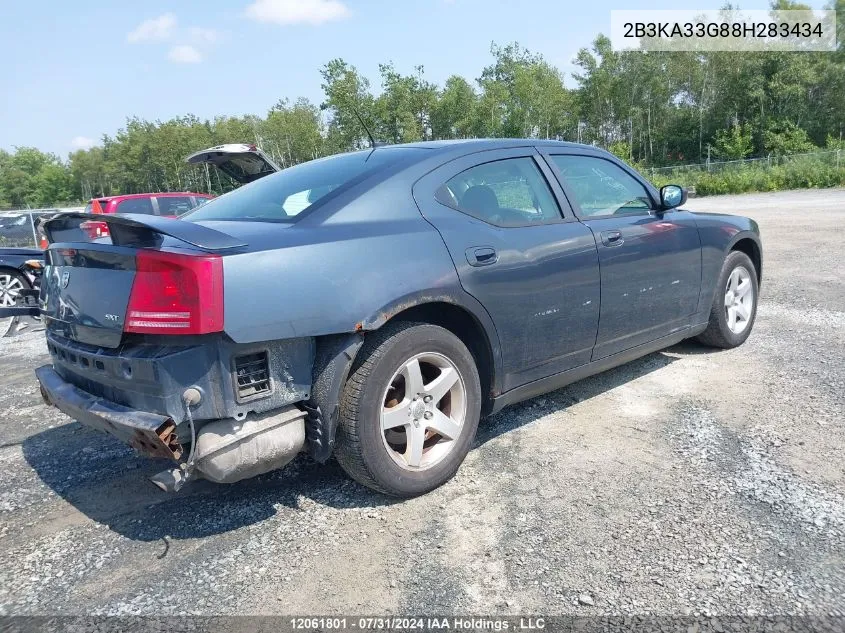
top-left (1, 139), bottom-right (762, 496)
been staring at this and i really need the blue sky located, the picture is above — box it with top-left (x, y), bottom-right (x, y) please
top-left (0, 0), bottom-right (826, 157)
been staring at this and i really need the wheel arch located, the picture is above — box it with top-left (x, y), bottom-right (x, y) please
top-left (377, 301), bottom-right (498, 416)
top-left (357, 291), bottom-right (502, 404)
top-left (729, 235), bottom-right (762, 285)
top-left (305, 294), bottom-right (502, 461)
top-left (0, 265), bottom-right (31, 289)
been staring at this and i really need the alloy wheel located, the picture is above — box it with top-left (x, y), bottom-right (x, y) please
top-left (0, 274), bottom-right (24, 308)
top-left (380, 352), bottom-right (467, 471)
top-left (724, 265), bottom-right (754, 334)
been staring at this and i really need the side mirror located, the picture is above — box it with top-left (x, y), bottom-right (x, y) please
top-left (660, 185), bottom-right (687, 210)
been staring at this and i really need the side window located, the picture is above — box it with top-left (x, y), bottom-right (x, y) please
top-left (156, 196), bottom-right (194, 216)
top-left (435, 157), bottom-right (561, 227)
top-left (550, 155), bottom-right (652, 217)
top-left (116, 197), bottom-right (155, 215)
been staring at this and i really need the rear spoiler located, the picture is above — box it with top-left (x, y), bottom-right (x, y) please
top-left (40, 213), bottom-right (247, 252)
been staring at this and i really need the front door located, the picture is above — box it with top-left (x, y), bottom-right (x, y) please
top-left (543, 152), bottom-right (702, 360)
top-left (413, 148), bottom-right (601, 391)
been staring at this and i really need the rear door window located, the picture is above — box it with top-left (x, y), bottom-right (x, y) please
top-left (434, 157), bottom-right (562, 227)
top-left (156, 196), bottom-right (195, 216)
top-left (115, 197), bottom-right (155, 215)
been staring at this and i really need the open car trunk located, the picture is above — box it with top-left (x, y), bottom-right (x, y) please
top-left (185, 144), bottom-right (280, 184)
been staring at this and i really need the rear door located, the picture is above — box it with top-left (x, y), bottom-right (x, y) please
top-left (542, 150), bottom-right (702, 360)
top-left (414, 148), bottom-right (601, 391)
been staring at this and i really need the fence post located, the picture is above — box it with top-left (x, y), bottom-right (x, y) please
top-left (837, 149), bottom-right (841, 169)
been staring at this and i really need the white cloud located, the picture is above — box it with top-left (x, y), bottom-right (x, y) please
top-left (168, 44), bottom-right (203, 64)
top-left (189, 26), bottom-right (219, 43)
top-left (70, 136), bottom-right (96, 151)
top-left (245, 0), bottom-right (350, 25)
top-left (127, 13), bottom-right (177, 43)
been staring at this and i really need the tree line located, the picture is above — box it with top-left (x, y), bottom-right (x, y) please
top-left (1, 0), bottom-right (842, 209)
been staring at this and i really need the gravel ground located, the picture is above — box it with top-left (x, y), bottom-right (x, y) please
top-left (0, 189), bottom-right (843, 617)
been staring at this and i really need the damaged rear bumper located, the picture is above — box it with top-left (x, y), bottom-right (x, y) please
top-left (35, 364), bottom-right (307, 488)
top-left (35, 365), bottom-right (183, 460)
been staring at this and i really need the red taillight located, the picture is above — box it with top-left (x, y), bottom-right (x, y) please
top-left (125, 250), bottom-right (224, 335)
top-left (80, 220), bottom-right (110, 239)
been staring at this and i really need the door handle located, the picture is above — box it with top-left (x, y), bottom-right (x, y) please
top-left (600, 230), bottom-right (624, 247)
top-left (466, 246), bottom-right (498, 267)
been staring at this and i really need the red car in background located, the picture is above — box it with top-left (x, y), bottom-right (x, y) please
top-left (81, 192), bottom-right (214, 239)
top-left (85, 192), bottom-right (213, 217)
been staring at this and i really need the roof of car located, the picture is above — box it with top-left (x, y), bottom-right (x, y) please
top-left (395, 138), bottom-right (596, 151)
top-left (93, 192), bottom-right (213, 202)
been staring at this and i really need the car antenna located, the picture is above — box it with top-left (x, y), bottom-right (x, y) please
top-left (320, 101), bottom-right (386, 150)
top-left (351, 107), bottom-right (379, 149)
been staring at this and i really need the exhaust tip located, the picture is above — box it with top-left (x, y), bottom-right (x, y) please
top-left (150, 467), bottom-right (190, 493)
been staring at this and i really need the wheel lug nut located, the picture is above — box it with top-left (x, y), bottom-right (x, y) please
top-left (423, 411), bottom-right (433, 420)
top-left (423, 395), bottom-right (432, 403)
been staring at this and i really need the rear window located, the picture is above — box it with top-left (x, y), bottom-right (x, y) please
top-left (185, 148), bottom-right (426, 223)
top-left (156, 196), bottom-right (194, 216)
top-left (116, 197), bottom-right (154, 215)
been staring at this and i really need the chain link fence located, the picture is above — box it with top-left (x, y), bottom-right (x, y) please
top-left (646, 149), bottom-right (843, 180)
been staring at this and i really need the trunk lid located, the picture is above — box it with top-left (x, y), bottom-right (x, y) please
top-left (39, 213), bottom-right (246, 348)
top-left (43, 245), bottom-right (136, 347)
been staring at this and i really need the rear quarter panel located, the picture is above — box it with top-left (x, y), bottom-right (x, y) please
top-left (219, 182), bottom-right (470, 343)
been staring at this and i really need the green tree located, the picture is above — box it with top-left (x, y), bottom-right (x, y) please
top-left (714, 123), bottom-right (754, 160)
top-left (320, 58), bottom-right (376, 151)
top-left (764, 121), bottom-right (817, 155)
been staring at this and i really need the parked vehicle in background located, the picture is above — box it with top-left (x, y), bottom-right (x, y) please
top-left (186, 144), bottom-right (322, 214)
top-left (186, 144), bottom-right (280, 184)
top-left (0, 211), bottom-right (57, 247)
top-left (82, 192), bottom-right (214, 239)
top-left (0, 247), bottom-right (44, 337)
top-left (85, 193), bottom-right (213, 217)
top-left (3, 139), bottom-right (762, 498)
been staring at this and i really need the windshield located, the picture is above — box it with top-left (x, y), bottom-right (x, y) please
top-left (184, 147), bottom-right (426, 223)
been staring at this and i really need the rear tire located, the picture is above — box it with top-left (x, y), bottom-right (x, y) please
top-left (696, 251), bottom-right (759, 349)
top-left (335, 321), bottom-right (481, 497)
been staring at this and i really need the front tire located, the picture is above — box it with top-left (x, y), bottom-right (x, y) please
top-left (696, 251), bottom-right (759, 349)
top-left (335, 321), bottom-right (482, 497)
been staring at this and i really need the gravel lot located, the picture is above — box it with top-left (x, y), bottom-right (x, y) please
top-left (0, 189), bottom-right (843, 617)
